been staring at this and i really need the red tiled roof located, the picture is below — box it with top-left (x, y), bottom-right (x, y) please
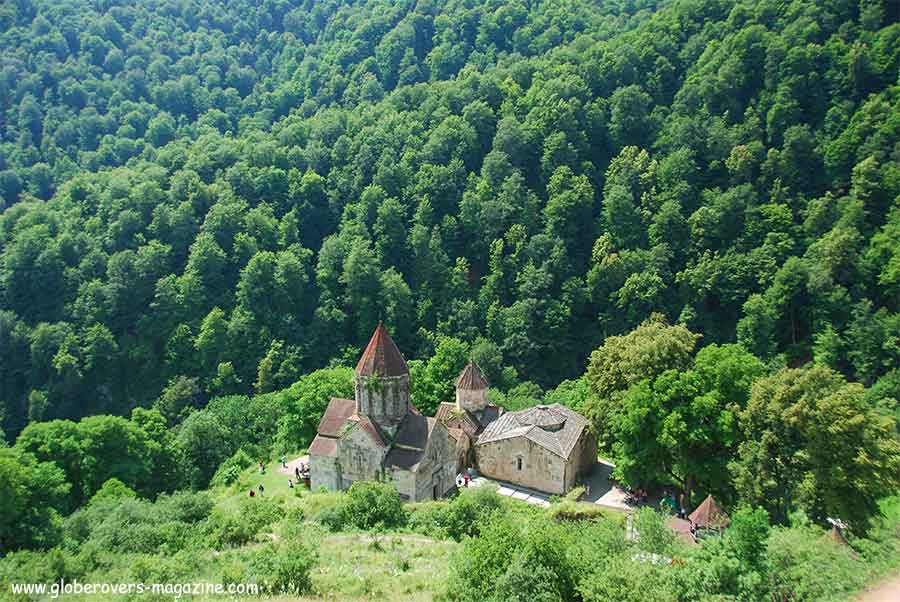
top-left (316, 397), bottom-right (355, 437)
top-left (455, 362), bottom-right (489, 389)
top-left (309, 434), bottom-right (338, 458)
top-left (665, 517), bottom-right (697, 545)
top-left (435, 402), bottom-right (480, 437)
top-left (689, 495), bottom-right (730, 529)
top-left (355, 322), bottom-right (409, 377)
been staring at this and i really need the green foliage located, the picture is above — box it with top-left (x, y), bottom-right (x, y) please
top-left (63, 491), bottom-right (212, 555)
top-left (14, 410), bottom-right (178, 509)
top-left (632, 507), bottom-right (676, 556)
top-left (410, 336), bottom-right (469, 416)
top-left (205, 496), bottom-right (284, 548)
top-left (407, 486), bottom-right (506, 541)
top-left (0, 448), bottom-right (69, 553)
top-left (731, 365), bottom-right (900, 532)
top-left (273, 367), bottom-right (354, 453)
top-left (314, 481), bottom-right (408, 532)
top-left (251, 540), bottom-right (317, 596)
top-left (210, 449), bottom-right (254, 487)
top-left (341, 481), bottom-right (407, 531)
top-left (0, 0), bottom-right (893, 442)
top-left (579, 555), bottom-right (677, 602)
top-left (87, 478), bottom-right (136, 505)
top-left (612, 343), bottom-right (764, 503)
top-left (585, 316), bottom-right (701, 447)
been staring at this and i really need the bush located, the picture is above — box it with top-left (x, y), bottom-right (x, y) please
top-left (211, 449), bottom-right (254, 487)
top-left (342, 481), bottom-right (407, 531)
top-left (251, 540), bottom-right (316, 595)
top-left (494, 552), bottom-right (563, 602)
top-left (578, 555), bottom-right (678, 602)
top-left (62, 492), bottom-right (213, 554)
top-left (88, 478), bottom-right (136, 505)
top-left (633, 507), bottom-right (676, 555)
top-left (766, 525), bottom-right (864, 602)
top-left (314, 504), bottom-right (347, 532)
top-left (205, 496), bottom-right (283, 548)
top-left (443, 486), bottom-right (505, 540)
top-left (407, 501), bottom-right (451, 538)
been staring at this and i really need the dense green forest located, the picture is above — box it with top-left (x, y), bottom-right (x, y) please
top-left (2, 0), bottom-right (897, 438)
top-left (2, 0), bottom-right (900, 599)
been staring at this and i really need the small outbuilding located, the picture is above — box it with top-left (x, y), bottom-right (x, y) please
top-left (689, 495), bottom-right (730, 531)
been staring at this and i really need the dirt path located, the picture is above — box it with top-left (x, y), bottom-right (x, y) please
top-left (857, 573), bottom-right (900, 602)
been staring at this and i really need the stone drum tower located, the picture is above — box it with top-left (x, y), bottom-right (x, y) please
top-left (354, 322), bottom-right (410, 437)
top-left (455, 361), bottom-right (489, 412)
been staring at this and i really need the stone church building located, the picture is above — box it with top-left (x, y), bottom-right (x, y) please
top-left (309, 323), bottom-right (597, 500)
top-left (475, 403), bottom-right (597, 495)
top-left (308, 323), bottom-right (459, 501)
top-left (435, 361), bottom-right (597, 496)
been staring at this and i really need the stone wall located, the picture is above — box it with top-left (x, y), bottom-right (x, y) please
top-left (310, 453), bottom-right (341, 491)
top-left (355, 374), bottom-right (410, 434)
top-left (337, 423), bottom-right (386, 484)
top-left (475, 437), bottom-right (569, 495)
top-left (456, 387), bottom-right (487, 412)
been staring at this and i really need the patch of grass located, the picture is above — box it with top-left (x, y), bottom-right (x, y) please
top-left (310, 533), bottom-right (457, 601)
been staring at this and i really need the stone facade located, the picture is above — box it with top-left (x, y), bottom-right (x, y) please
top-left (354, 373), bottom-right (410, 437)
top-left (474, 404), bottom-right (597, 495)
top-left (309, 329), bottom-right (597, 500)
top-left (308, 323), bottom-right (459, 502)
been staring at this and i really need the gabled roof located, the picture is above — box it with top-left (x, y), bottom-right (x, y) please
top-left (435, 402), bottom-right (481, 438)
top-left (475, 403), bottom-right (589, 459)
top-left (455, 362), bottom-right (489, 390)
top-left (393, 406), bottom-right (432, 449)
top-left (309, 434), bottom-right (338, 458)
top-left (477, 405), bottom-right (502, 429)
top-left (385, 410), bottom-right (443, 470)
top-left (346, 413), bottom-right (387, 448)
top-left (355, 322), bottom-right (409, 377)
top-left (689, 495), bottom-right (730, 529)
top-left (316, 397), bottom-right (356, 437)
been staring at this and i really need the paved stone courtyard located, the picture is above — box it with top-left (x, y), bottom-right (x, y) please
top-left (468, 457), bottom-right (633, 511)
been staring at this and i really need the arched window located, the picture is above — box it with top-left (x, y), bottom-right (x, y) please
top-left (517, 457), bottom-right (523, 470)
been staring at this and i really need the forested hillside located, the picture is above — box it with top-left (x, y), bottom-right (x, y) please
top-left (1, 0), bottom-right (899, 445)
top-left (2, 2), bottom-right (900, 599)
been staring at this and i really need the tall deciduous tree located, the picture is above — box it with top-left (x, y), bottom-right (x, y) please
top-left (731, 364), bottom-right (900, 531)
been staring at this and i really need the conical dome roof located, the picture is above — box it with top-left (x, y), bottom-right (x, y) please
top-left (455, 362), bottom-right (489, 390)
top-left (355, 323), bottom-right (408, 377)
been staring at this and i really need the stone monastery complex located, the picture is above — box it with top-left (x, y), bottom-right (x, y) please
top-left (309, 323), bottom-right (597, 501)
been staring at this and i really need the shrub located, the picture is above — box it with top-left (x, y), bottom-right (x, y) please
top-left (443, 486), bottom-right (505, 540)
top-left (206, 496), bottom-right (283, 548)
top-left (766, 525), bottom-right (864, 602)
top-left (251, 541), bottom-right (316, 595)
top-left (88, 478), bottom-right (136, 505)
top-left (63, 492), bottom-right (213, 554)
top-left (494, 552), bottom-right (563, 602)
top-left (578, 555), bottom-right (678, 602)
top-left (633, 507), bottom-right (676, 555)
top-left (314, 504), bottom-right (346, 532)
top-left (211, 449), bottom-right (254, 487)
top-left (407, 501), bottom-right (451, 538)
top-left (342, 481), bottom-right (407, 530)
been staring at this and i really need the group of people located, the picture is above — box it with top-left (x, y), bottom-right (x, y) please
top-left (248, 458), bottom-right (311, 498)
